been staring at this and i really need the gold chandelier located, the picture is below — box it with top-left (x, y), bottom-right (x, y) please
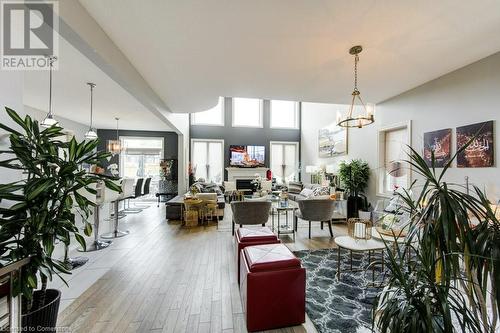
top-left (336, 45), bottom-right (375, 128)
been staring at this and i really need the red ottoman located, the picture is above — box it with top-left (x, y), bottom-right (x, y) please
top-left (240, 243), bottom-right (305, 332)
top-left (235, 227), bottom-right (280, 284)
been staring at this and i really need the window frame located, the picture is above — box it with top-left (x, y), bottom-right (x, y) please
top-left (270, 100), bottom-right (300, 129)
top-left (190, 97), bottom-right (225, 126)
top-left (269, 141), bottom-right (300, 184)
top-left (231, 97), bottom-right (264, 128)
top-left (376, 121), bottom-right (412, 198)
top-left (190, 138), bottom-right (225, 184)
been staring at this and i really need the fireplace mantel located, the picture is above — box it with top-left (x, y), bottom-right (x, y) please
top-left (226, 167), bottom-right (268, 182)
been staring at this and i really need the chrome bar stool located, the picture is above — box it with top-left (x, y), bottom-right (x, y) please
top-left (102, 179), bottom-right (130, 239)
top-left (78, 182), bottom-right (112, 252)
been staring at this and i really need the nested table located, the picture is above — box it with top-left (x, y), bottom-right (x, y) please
top-left (334, 236), bottom-right (385, 282)
top-left (271, 201), bottom-right (298, 241)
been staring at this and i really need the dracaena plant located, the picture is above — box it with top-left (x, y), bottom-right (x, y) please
top-left (373, 142), bottom-right (499, 333)
top-left (0, 107), bottom-right (121, 312)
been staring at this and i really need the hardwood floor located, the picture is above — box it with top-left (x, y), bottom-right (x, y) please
top-left (58, 204), bottom-right (347, 333)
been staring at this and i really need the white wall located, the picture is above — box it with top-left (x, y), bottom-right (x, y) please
top-left (0, 72), bottom-right (24, 184)
top-left (302, 51), bottom-right (500, 204)
top-left (23, 105), bottom-right (89, 140)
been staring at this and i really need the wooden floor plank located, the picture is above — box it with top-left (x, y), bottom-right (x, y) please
top-left (58, 204), bottom-right (346, 333)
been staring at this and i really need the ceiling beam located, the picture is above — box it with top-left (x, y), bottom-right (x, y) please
top-left (56, 0), bottom-right (186, 135)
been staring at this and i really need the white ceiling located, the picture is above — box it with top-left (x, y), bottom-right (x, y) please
top-left (78, 0), bottom-right (500, 113)
top-left (23, 36), bottom-right (172, 131)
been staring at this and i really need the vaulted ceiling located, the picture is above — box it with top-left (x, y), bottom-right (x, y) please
top-left (78, 0), bottom-right (500, 113)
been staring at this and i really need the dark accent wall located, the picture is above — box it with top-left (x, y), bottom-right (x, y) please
top-left (189, 97), bottom-right (301, 180)
top-left (96, 129), bottom-right (178, 172)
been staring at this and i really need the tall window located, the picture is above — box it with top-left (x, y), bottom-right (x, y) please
top-left (270, 100), bottom-right (299, 129)
top-left (232, 97), bottom-right (263, 128)
top-left (377, 122), bottom-right (411, 196)
top-left (191, 139), bottom-right (224, 183)
top-left (270, 141), bottom-right (299, 184)
top-left (191, 97), bottom-right (224, 126)
top-left (120, 137), bottom-right (164, 195)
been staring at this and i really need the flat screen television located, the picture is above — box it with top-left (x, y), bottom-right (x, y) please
top-left (229, 145), bottom-right (265, 167)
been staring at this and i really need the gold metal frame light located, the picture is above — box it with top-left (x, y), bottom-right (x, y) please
top-left (107, 117), bottom-right (123, 155)
top-left (337, 46), bottom-right (375, 129)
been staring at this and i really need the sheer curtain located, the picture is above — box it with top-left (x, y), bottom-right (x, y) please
top-left (191, 139), bottom-right (224, 183)
top-left (270, 142), bottom-right (299, 184)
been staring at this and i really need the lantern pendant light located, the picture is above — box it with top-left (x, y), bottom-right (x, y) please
top-left (41, 55), bottom-right (59, 128)
top-left (336, 45), bottom-right (375, 128)
top-left (107, 117), bottom-right (123, 155)
top-left (84, 82), bottom-right (98, 140)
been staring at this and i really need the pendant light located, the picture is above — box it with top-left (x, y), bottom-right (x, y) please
top-left (84, 82), bottom-right (98, 140)
top-left (41, 55), bottom-right (59, 128)
top-left (107, 117), bottom-right (123, 155)
top-left (336, 45), bottom-right (375, 128)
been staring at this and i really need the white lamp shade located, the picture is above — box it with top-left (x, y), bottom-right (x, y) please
top-left (325, 164), bottom-right (338, 174)
top-left (84, 129), bottom-right (98, 140)
top-left (305, 165), bottom-right (319, 173)
top-left (41, 114), bottom-right (58, 128)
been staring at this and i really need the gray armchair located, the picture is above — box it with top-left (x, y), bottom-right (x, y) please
top-left (294, 199), bottom-right (336, 238)
top-left (231, 201), bottom-right (272, 235)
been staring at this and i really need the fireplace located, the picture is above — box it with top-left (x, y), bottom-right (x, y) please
top-left (236, 179), bottom-right (254, 191)
top-left (225, 167), bottom-right (269, 182)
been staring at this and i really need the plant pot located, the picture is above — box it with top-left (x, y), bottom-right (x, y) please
top-left (22, 289), bottom-right (61, 331)
top-left (347, 195), bottom-right (362, 218)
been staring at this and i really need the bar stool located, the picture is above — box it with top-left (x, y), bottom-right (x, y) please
top-left (115, 178), bottom-right (135, 218)
top-left (102, 179), bottom-right (130, 239)
top-left (123, 178), bottom-right (144, 213)
top-left (78, 182), bottom-right (112, 252)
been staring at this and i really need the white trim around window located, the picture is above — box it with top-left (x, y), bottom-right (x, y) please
top-left (376, 121), bottom-right (412, 198)
top-left (190, 97), bottom-right (225, 126)
top-left (270, 100), bottom-right (300, 129)
top-left (269, 141), bottom-right (300, 184)
top-left (190, 138), bottom-right (225, 184)
top-left (231, 97), bottom-right (264, 128)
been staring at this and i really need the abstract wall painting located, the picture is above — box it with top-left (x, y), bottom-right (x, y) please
top-left (318, 122), bottom-right (347, 157)
top-left (456, 120), bottom-right (494, 168)
top-left (423, 128), bottom-right (452, 167)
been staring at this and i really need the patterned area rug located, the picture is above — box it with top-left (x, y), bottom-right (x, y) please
top-left (294, 248), bottom-right (382, 333)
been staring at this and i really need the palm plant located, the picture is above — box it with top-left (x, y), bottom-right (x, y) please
top-left (0, 107), bottom-right (120, 313)
top-left (373, 141), bottom-right (499, 332)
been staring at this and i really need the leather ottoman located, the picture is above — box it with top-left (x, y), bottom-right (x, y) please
top-left (235, 227), bottom-right (280, 285)
top-left (240, 243), bottom-right (305, 332)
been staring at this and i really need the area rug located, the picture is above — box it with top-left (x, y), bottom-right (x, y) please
top-left (294, 248), bottom-right (383, 333)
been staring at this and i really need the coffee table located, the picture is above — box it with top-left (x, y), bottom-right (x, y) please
top-left (334, 236), bottom-right (385, 282)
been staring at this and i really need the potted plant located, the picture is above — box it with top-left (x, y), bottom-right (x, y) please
top-left (373, 144), bottom-right (499, 332)
top-left (0, 108), bottom-right (120, 330)
top-left (338, 159), bottom-right (370, 218)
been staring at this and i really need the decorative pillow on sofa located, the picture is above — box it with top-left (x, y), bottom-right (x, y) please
top-left (310, 195), bottom-right (331, 200)
top-left (312, 186), bottom-right (330, 196)
top-left (202, 183), bottom-right (223, 195)
top-left (287, 181), bottom-right (303, 194)
top-left (299, 188), bottom-right (314, 198)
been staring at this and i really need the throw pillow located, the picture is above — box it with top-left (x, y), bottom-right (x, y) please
top-left (312, 186), bottom-right (330, 196)
top-left (312, 195), bottom-right (331, 200)
top-left (299, 188), bottom-right (314, 198)
top-left (287, 181), bottom-right (303, 194)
